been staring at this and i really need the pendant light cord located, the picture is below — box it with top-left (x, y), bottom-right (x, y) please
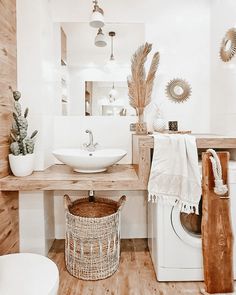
top-left (111, 36), bottom-right (114, 60)
top-left (109, 32), bottom-right (115, 60)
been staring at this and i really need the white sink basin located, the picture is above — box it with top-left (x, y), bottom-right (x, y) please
top-left (53, 148), bottom-right (127, 173)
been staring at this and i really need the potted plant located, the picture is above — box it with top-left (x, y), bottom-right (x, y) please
top-left (127, 42), bottom-right (160, 134)
top-left (8, 90), bottom-right (38, 177)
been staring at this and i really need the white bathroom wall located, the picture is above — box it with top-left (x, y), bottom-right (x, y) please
top-left (19, 191), bottom-right (54, 255)
top-left (62, 22), bottom-right (145, 68)
top-left (51, 0), bottom-right (212, 239)
top-left (53, 116), bottom-right (135, 164)
top-left (17, 0), bottom-right (62, 170)
top-left (210, 0), bottom-right (236, 136)
top-left (17, 0), bottom-right (236, 240)
top-left (52, 1), bottom-right (211, 134)
top-left (145, 0), bottom-right (211, 133)
top-left (17, 0), bottom-right (62, 253)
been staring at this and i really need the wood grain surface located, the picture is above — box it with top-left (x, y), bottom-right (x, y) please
top-left (133, 135), bottom-right (236, 150)
top-left (202, 152), bottom-right (234, 293)
top-left (0, 164), bottom-right (146, 191)
top-left (0, 0), bottom-right (16, 178)
top-left (48, 239), bottom-right (205, 295)
top-left (0, 191), bottom-right (19, 254)
top-left (0, 0), bottom-right (19, 254)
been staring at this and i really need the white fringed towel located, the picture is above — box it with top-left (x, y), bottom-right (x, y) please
top-left (148, 134), bottom-right (201, 214)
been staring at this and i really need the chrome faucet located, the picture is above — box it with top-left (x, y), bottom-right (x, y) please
top-left (83, 129), bottom-right (98, 152)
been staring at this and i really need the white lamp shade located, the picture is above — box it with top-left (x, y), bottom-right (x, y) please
top-left (109, 88), bottom-right (118, 100)
top-left (109, 83), bottom-right (118, 102)
top-left (95, 31), bottom-right (107, 47)
top-left (104, 59), bottom-right (118, 72)
top-left (90, 11), bottom-right (105, 28)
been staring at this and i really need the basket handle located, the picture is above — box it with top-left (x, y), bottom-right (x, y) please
top-left (64, 194), bottom-right (73, 211)
top-left (117, 195), bottom-right (126, 211)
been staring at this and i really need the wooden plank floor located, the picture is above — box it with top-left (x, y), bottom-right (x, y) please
top-left (48, 239), bottom-right (205, 295)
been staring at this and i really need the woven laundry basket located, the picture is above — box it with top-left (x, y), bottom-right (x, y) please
top-left (64, 194), bottom-right (126, 280)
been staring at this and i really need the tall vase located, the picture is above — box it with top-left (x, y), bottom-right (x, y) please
top-left (136, 107), bottom-right (147, 135)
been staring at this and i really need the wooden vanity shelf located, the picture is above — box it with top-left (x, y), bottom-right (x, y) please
top-left (1, 134), bottom-right (236, 193)
top-left (0, 164), bottom-right (145, 191)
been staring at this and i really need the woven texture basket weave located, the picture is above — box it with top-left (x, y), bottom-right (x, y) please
top-left (64, 194), bottom-right (126, 280)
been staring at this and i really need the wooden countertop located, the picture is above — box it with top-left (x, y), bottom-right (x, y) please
top-left (2, 134), bottom-right (236, 192)
top-left (136, 134), bottom-right (236, 149)
top-left (0, 164), bottom-right (145, 191)
top-left (132, 134), bottom-right (236, 187)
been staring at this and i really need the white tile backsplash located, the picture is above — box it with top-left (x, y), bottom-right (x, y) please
top-left (53, 116), bottom-right (137, 164)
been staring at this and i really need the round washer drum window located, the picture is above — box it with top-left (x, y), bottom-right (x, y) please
top-left (180, 198), bottom-right (202, 237)
top-left (171, 198), bottom-right (202, 248)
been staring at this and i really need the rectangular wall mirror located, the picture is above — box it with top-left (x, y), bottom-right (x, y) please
top-left (85, 81), bottom-right (135, 116)
top-left (59, 22), bottom-right (145, 117)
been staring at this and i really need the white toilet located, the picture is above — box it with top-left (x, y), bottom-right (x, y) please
top-left (0, 253), bottom-right (59, 295)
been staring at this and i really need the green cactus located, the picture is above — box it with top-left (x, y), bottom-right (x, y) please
top-left (10, 142), bottom-right (21, 155)
top-left (10, 89), bottom-right (38, 156)
top-left (25, 138), bottom-right (35, 154)
top-left (21, 140), bottom-right (27, 155)
top-left (19, 128), bottom-right (27, 140)
top-left (30, 130), bottom-right (38, 139)
top-left (24, 107), bottom-right (29, 118)
top-left (13, 91), bottom-right (21, 101)
top-left (14, 101), bottom-right (22, 116)
top-left (12, 120), bottom-right (18, 133)
top-left (15, 115), bottom-right (28, 129)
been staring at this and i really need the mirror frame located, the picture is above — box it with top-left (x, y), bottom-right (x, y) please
top-left (165, 78), bottom-right (192, 103)
top-left (220, 28), bottom-right (236, 62)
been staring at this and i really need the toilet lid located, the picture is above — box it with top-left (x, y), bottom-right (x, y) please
top-left (0, 253), bottom-right (59, 295)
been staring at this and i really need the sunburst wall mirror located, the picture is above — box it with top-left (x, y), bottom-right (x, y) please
top-left (220, 28), bottom-right (236, 62)
top-left (165, 78), bottom-right (192, 103)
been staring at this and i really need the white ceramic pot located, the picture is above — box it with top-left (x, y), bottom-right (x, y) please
top-left (9, 153), bottom-right (35, 177)
top-left (153, 117), bottom-right (166, 132)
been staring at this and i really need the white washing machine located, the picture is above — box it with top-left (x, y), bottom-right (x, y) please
top-left (148, 160), bottom-right (236, 281)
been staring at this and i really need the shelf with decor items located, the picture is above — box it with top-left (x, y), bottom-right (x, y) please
top-left (132, 134), bottom-right (236, 187)
top-left (1, 135), bottom-right (236, 192)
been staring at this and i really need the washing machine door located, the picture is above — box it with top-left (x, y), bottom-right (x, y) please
top-left (171, 203), bottom-right (202, 248)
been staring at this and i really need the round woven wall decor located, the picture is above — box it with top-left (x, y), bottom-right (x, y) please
top-left (165, 78), bottom-right (192, 103)
top-left (220, 28), bottom-right (236, 62)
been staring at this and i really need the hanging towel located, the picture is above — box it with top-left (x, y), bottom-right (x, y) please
top-left (148, 133), bottom-right (201, 214)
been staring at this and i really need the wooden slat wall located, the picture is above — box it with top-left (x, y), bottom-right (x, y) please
top-left (0, 0), bottom-right (19, 254)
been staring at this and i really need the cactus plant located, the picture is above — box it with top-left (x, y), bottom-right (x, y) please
top-left (10, 90), bottom-right (38, 156)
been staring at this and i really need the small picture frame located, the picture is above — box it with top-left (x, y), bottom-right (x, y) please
top-left (169, 121), bottom-right (178, 131)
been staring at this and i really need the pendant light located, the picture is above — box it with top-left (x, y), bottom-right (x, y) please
top-left (104, 31), bottom-right (117, 72)
top-left (109, 82), bottom-right (118, 102)
top-left (104, 32), bottom-right (118, 73)
top-left (89, 0), bottom-right (105, 28)
top-left (109, 31), bottom-right (115, 61)
top-left (94, 28), bottom-right (107, 47)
